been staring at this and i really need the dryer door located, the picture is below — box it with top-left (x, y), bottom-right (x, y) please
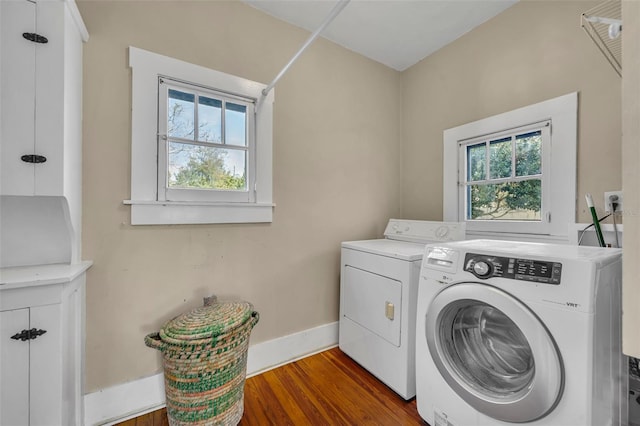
top-left (425, 282), bottom-right (563, 423)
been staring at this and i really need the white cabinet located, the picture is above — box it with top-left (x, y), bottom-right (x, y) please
top-left (0, 263), bottom-right (90, 426)
top-left (0, 0), bottom-right (88, 261)
top-left (0, 2), bottom-right (91, 423)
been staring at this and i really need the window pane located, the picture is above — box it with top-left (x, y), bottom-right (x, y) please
top-left (516, 131), bottom-right (542, 177)
top-left (168, 142), bottom-right (246, 190)
top-left (225, 102), bottom-right (247, 146)
top-left (168, 89), bottom-right (195, 140)
top-left (467, 180), bottom-right (541, 221)
top-left (467, 143), bottom-right (486, 182)
top-left (198, 96), bottom-right (222, 143)
top-left (489, 137), bottom-right (512, 179)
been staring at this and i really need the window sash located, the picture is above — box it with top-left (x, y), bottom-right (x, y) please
top-left (457, 122), bottom-right (551, 234)
top-left (157, 78), bottom-right (256, 203)
top-left (462, 134), bottom-right (545, 185)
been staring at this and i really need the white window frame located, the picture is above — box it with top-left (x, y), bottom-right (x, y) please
top-left (126, 47), bottom-right (274, 225)
top-left (444, 92), bottom-right (577, 241)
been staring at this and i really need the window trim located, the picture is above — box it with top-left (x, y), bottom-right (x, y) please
top-left (126, 47), bottom-right (274, 225)
top-left (443, 92), bottom-right (577, 239)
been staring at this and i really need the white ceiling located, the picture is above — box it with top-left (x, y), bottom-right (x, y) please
top-left (244, 0), bottom-right (518, 71)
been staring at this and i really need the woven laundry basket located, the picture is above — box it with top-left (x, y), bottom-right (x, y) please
top-left (145, 297), bottom-right (259, 426)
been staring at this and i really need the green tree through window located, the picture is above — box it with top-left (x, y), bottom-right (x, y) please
top-left (166, 87), bottom-right (247, 191)
top-left (171, 145), bottom-right (246, 189)
top-left (466, 130), bottom-right (542, 221)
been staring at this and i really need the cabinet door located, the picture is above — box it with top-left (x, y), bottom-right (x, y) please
top-left (0, 305), bottom-right (61, 426)
top-left (0, 308), bottom-right (30, 426)
top-left (0, 0), bottom-right (37, 195)
top-left (30, 303), bottom-right (62, 426)
top-left (32, 0), bottom-right (66, 197)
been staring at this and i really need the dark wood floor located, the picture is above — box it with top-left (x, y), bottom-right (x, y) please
top-left (117, 347), bottom-right (426, 425)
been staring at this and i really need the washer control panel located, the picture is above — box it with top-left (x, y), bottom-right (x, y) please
top-left (464, 253), bottom-right (562, 284)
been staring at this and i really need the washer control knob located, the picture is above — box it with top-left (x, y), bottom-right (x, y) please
top-left (473, 261), bottom-right (492, 277)
top-left (435, 226), bottom-right (449, 239)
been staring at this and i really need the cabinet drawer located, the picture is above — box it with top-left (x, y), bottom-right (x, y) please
top-left (0, 283), bottom-right (63, 311)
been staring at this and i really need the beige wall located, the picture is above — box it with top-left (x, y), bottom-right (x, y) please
top-left (401, 0), bottom-right (621, 224)
top-left (80, 0), bottom-right (625, 393)
top-left (78, 0), bottom-right (402, 391)
top-left (622, 1), bottom-right (640, 358)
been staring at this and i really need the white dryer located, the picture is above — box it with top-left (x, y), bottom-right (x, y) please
top-left (339, 219), bottom-right (465, 399)
top-left (416, 240), bottom-right (627, 426)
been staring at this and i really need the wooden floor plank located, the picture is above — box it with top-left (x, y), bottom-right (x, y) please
top-left (151, 408), bottom-right (170, 426)
top-left (270, 363), bottom-right (337, 424)
top-left (305, 350), bottom-right (422, 425)
top-left (297, 352), bottom-right (386, 423)
top-left (116, 347), bottom-right (427, 426)
top-left (325, 349), bottom-right (424, 423)
top-left (239, 378), bottom-right (274, 425)
top-left (241, 370), bottom-right (298, 426)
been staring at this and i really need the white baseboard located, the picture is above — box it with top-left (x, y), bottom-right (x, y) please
top-left (84, 321), bottom-right (338, 425)
top-left (83, 374), bottom-right (166, 426)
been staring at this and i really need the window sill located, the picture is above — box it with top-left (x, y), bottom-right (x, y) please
top-left (465, 230), bottom-right (570, 245)
top-left (123, 200), bottom-right (274, 225)
top-left (466, 222), bottom-right (624, 247)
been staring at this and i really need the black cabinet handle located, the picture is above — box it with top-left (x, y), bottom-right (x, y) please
top-left (11, 328), bottom-right (47, 341)
top-left (22, 32), bottom-right (48, 44)
top-left (21, 154), bottom-right (47, 164)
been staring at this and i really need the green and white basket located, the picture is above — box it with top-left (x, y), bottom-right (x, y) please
top-left (145, 298), bottom-right (259, 426)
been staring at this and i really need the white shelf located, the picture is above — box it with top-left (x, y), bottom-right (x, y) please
top-left (0, 261), bottom-right (93, 290)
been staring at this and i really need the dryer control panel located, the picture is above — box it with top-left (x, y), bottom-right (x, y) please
top-left (384, 219), bottom-right (466, 243)
top-left (464, 253), bottom-right (562, 284)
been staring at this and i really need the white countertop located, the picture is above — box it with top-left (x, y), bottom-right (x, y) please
top-left (0, 261), bottom-right (93, 290)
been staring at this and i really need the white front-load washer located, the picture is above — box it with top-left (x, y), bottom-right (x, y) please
top-left (416, 239), bottom-right (627, 426)
top-left (339, 219), bottom-right (465, 399)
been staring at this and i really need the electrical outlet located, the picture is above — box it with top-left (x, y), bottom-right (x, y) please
top-left (604, 191), bottom-right (623, 213)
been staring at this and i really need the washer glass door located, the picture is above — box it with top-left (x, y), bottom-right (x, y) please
top-left (449, 302), bottom-right (533, 394)
top-left (425, 283), bottom-right (563, 423)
